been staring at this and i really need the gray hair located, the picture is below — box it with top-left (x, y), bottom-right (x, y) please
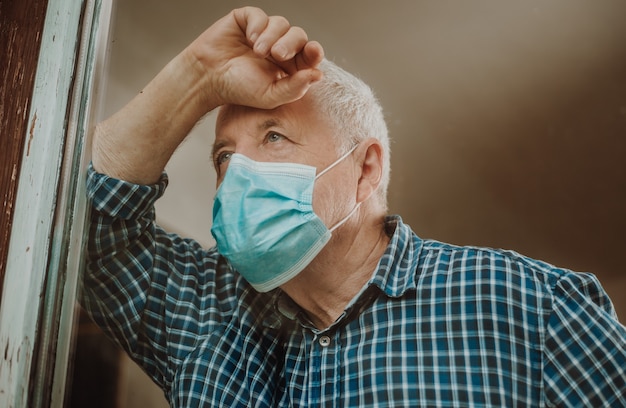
top-left (308, 59), bottom-right (390, 208)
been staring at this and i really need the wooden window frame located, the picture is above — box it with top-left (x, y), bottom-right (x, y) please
top-left (0, 0), bottom-right (113, 406)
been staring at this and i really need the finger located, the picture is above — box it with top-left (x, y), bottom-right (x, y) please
top-left (274, 40), bottom-right (325, 77)
top-left (266, 68), bottom-right (324, 108)
top-left (270, 26), bottom-right (308, 62)
top-left (232, 7), bottom-right (269, 45)
top-left (253, 15), bottom-right (291, 57)
top-left (298, 41), bottom-right (325, 70)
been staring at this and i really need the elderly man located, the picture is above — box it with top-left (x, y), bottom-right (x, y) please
top-left (83, 7), bottom-right (626, 407)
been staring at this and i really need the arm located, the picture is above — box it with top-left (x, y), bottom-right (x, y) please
top-left (81, 167), bottom-right (181, 386)
top-left (543, 272), bottom-right (626, 406)
top-left (92, 6), bottom-right (324, 184)
top-left (84, 7), bottom-right (323, 389)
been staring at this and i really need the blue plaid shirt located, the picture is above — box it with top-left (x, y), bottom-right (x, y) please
top-left (83, 164), bottom-right (626, 407)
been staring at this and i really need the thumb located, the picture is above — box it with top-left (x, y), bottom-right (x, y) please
top-left (265, 68), bottom-right (323, 108)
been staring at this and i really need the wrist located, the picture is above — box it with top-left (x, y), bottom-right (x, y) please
top-left (158, 49), bottom-right (220, 119)
top-left (178, 42), bottom-right (226, 112)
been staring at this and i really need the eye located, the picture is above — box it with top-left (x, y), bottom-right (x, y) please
top-left (215, 151), bottom-right (233, 166)
top-left (265, 131), bottom-right (285, 143)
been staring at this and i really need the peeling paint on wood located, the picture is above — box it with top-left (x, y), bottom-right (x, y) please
top-left (0, 0), bottom-right (48, 299)
top-left (0, 0), bottom-right (112, 406)
top-left (26, 112), bottom-right (38, 157)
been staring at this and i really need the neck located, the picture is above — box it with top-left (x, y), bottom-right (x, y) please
top-left (280, 212), bottom-right (390, 329)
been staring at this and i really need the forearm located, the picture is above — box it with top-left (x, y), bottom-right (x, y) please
top-left (82, 168), bottom-right (236, 387)
top-left (92, 7), bottom-right (323, 185)
top-left (92, 50), bottom-right (214, 184)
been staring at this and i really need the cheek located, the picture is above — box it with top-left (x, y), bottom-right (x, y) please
top-left (312, 175), bottom-right (355, 224)
top-left (311, 183), bottom-right (331, 221)
top-left (259, 140), bottom-right (300, 163)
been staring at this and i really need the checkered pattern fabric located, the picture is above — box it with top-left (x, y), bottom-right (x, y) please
top-left (83, 164), bottom-right (626, 407)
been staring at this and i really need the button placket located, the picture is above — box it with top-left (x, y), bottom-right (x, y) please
top-left (307, 331), bottom-right (341, 405)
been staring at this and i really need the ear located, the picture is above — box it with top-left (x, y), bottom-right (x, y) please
top-left (355, 138), bottom-right (383, 204)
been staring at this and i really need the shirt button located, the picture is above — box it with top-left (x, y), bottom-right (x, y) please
top-left (319, 335), bottom-right (331, 347)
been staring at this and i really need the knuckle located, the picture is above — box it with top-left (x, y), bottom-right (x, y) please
top-left (236, 6), bottom-right (261, 14)
top-left (270, 15), bottom-right (290, 28)
top-left (289, 26), bottom-right (308, 40)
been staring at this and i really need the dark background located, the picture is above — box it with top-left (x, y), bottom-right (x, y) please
top-left (73, 1), bottom-right (626, 406)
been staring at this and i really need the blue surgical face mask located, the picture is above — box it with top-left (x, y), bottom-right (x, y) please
top-left (210, 146), bottom-right (359, 292)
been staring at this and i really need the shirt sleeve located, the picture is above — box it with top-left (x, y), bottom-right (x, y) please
top-left (81, 163), bottom-right (230, 392)
top-left (543, 271), bottom-right (626, 407)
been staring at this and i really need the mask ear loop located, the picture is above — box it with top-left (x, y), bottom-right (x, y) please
top-left (314, 144), bottom-right (362, 232)
top-left (329, 202), bottom-right (362, 232)
top-left (315, 144), bottom-right (359, 180)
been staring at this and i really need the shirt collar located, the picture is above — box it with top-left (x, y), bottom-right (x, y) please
top-left (262, 215), bottom-right (423, 329)
top-left (368, 215), bottom-right (422, 297)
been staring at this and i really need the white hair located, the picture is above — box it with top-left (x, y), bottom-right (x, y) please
top-left (308, 59), bottom-right (391, 208)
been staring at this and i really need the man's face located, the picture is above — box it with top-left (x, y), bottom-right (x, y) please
top-left (213, 95), bottom-right (359, 229)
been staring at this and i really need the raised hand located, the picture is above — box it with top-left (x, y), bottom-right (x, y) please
top-left (187, 7), bottom-right (325, 109)
top-left (92, 7), bottom-right (324, 184)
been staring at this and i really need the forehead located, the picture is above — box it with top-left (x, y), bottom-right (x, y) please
top-left (215, 95), bottom-right (328, 139)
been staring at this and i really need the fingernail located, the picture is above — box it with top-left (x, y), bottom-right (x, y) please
top-left (255, 41), bottom-right (268, 55)
top-left (273, 44), bottom-right (289, 59)
top-left (250, 32), bottom-right (259, 43)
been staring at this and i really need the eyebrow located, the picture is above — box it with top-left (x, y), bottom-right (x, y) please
top-left (258, 118), bottom-right (283, 131)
